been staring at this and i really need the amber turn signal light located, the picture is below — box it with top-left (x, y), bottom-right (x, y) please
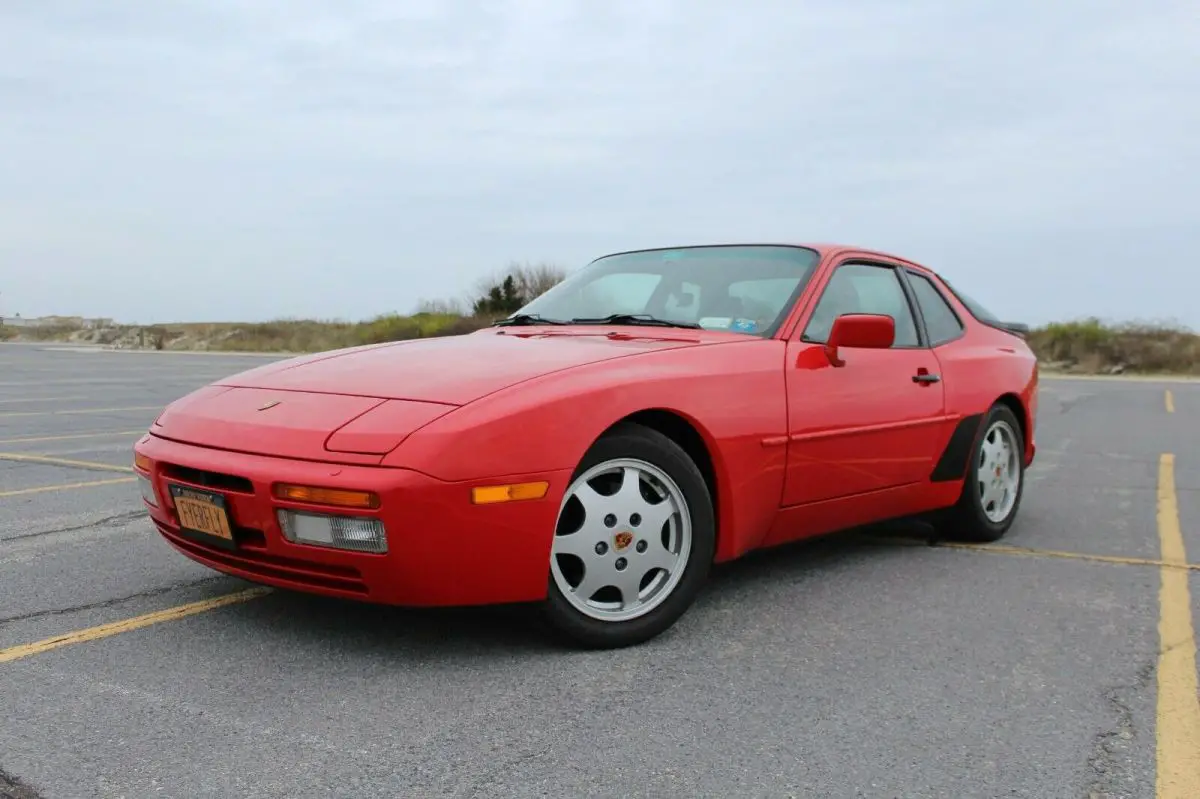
top-left (273, 483), bottom-right (381, 510)
top-left (471, 481), bottom-right (550, 505)
top-left (133, 452), bottom-right (152, 473)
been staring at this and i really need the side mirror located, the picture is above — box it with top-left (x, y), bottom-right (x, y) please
top-left (825, 313), bottom-right (895, 366)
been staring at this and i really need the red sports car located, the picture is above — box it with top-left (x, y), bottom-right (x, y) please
top-left (133, 243), bottom-right (1037, 648)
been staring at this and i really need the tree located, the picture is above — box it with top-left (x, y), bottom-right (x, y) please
top-left (473, 274), bottom-right (524, 315)
top-left (413, 297), bottom-right (465, 316)
top-left (509, 261), bottom-right (566, 300)
top-left (471, 261), bottom-right (567, 317)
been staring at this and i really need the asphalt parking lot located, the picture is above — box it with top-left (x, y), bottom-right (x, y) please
top-left (1, 343), bottom-right (1197, 799)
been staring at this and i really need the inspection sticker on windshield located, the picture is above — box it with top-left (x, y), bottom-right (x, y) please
top-left (732, 318), bottom-right (758, 332)
top-left (698, 317), bottom-right (732, 329)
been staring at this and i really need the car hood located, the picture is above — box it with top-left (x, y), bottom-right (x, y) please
top-left (215, 328), bottom-right (715, 405)
top-left (150, 328), bottom-right (722, 463)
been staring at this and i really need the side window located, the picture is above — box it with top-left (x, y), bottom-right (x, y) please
top-left (907, 272), bottom-right (964, 345)
top-left (802, 263), bottom-right (919, 347)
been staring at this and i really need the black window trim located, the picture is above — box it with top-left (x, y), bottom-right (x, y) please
top-left (799, 258), bottom-right (928, 350)
top-left (900, 267), bottom-right (967, 347)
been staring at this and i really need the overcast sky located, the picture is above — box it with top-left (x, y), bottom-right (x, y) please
top-left (1, 1), bottom-right (1196, 327)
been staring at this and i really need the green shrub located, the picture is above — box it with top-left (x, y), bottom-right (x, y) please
top-left (1027, 318), bottom-right (1200, 374)
top-left (355, 314), bottom-right (424, 345)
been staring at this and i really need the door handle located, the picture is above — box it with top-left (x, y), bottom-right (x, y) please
top-left (913, 372), bottom-right (940, 384)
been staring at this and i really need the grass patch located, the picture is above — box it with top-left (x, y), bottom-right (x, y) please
top-left (1026, 318), bottom-right (1200, 375)
top-left (194, 313), bottom-right (498, 351)
top-left (6, 313), bottom-right (1199, 375)
top-left (2, 313), bottom-right (501, 353)
top-left (4, 323), bottom-right (81, 342)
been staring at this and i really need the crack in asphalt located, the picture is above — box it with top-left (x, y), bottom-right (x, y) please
top-left (1086, 658), bottom-right (1155, 798)
top-left (0, 575), bottom-right (232, 626)
top-left (1159, 637), bottom-right (1197, 657)
top-left (0, 768), bottom-right (41, 799)
top-left (1054, 393), bottom-right (1099, 415)
top-left (2, 511), bottom-right (145, 544)
top-left (0, 513), bottom-right (154, 567)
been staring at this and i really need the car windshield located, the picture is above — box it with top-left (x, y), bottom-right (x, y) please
top-left (512, 245), bottom-right (821, 337)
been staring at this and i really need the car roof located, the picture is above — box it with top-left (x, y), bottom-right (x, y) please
top-left (595, 242), bottom-right (937, 274)
top-left (807, 243), bottom-right (934, 270)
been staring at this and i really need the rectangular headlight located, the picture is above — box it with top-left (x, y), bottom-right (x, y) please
top-left (138, 473), bottom-right (158, 507)
top-left (276, 509), bottom-right (387, 554)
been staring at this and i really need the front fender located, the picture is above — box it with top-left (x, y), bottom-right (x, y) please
top-left (385, 338), bottom-right (792, 561)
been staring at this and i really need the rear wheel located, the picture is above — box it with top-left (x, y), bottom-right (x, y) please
top-left (542, 422), bottom-right (715, 648)
top-left (933, 403), bottom-right (1026, 542)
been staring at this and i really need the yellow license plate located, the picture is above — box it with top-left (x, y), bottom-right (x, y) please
top-left (169, 485), bottom-right (234, 543)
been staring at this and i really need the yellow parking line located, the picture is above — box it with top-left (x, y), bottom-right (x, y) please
top-left (1165, 390), bottom-right (1175, 413)
top-left (0, 404), bottom-right (160, 418)
top-left (1042, 373), bottom-right (1200, 385)
top-left (939, 542), bottom-right (1199, 572)
top-left (0, 395), bottom-right (88, 404)
top-left (0, 429), bottom-right (145, 445)
top-left (856, 535), bottom-right (1200, 572)
top-left (0, 452), bottom-right (134, 473)
top-left (0, 379), bottom-right (152, 387)
top-left (0, 588), bottom-right (272, 664)
top-left (1155, 453), bottom-right (1200, 798)
top-left (0, 476), bottom-right (136, 498)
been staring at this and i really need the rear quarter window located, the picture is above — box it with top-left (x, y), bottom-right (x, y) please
top-left (907, 272), bottom-right (965, 345)
top-left (940, 278), bottom-right (1001, 324)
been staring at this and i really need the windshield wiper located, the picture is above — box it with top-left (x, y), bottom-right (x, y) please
top-left (568, 313), bottom-right (702, 330)
top-left (491, 313), bottom-right (569, 327)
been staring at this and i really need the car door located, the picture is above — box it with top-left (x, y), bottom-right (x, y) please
top-left (780, 259), bottom-right (949, 506)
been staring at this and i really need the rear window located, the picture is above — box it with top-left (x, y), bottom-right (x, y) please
top-left (941, 279), bottom-right (1001, 324)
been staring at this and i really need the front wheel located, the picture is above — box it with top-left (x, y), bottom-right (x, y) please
top-left (542, 422), bottom-right (716, 649)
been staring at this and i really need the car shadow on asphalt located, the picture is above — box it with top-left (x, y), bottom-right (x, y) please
top-left (213, 519), bottom-right (935, 658)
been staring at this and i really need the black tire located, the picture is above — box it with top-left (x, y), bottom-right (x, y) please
top-left (541, 422), bottom-right (716, 649)
top-left (932, 403), bottom-right (1026, 543)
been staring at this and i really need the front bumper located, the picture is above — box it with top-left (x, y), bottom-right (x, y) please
top-left (134, 433), bottom-right (571, 607)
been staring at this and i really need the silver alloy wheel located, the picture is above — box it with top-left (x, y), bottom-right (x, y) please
top-left (978, 419), bottom-right (1021, 523)
top-left (550, 457), bottom-right (692, 623)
